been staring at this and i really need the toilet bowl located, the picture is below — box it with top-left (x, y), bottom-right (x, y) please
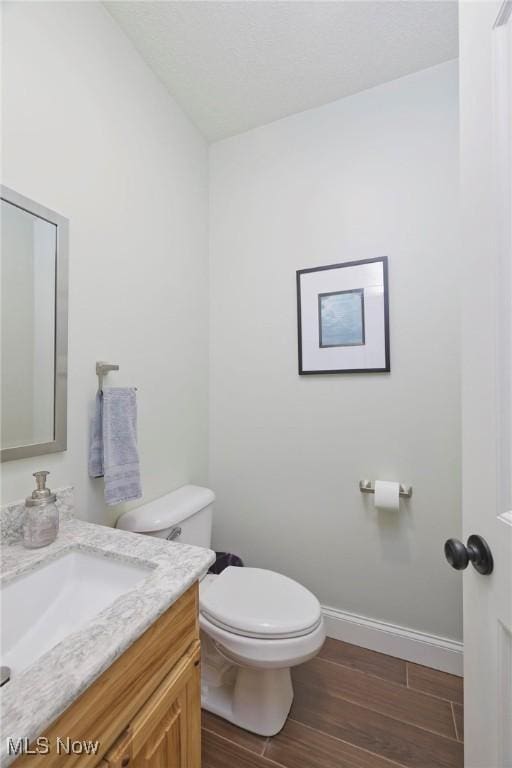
top-left (117, 485), bottom-right (325, 736)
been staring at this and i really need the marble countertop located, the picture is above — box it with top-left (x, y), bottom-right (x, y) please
top-left (0, 518), bottom-right (215, 766)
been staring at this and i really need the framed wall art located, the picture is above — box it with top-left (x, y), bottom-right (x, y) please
top-left (296, 256), bottom-right (390, 374)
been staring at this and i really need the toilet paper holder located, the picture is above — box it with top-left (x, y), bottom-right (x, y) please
top-left (359, 479), bottom-right (413, 498)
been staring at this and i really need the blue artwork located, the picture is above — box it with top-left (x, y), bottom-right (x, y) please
top-left (318, 289), bottom-right (365, 347)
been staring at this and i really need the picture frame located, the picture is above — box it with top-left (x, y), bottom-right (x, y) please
top-left (296, 256), bottom-right (390, 374)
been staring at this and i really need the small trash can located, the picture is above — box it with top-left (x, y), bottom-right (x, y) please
top-left (208, 552), bottom-right (244, 574)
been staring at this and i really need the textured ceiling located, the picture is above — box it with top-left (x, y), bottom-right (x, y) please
top-left (105, 1), bottom-right (458, 142)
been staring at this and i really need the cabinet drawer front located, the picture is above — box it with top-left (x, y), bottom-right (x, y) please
top-left (13, 584), bottom-right (198, 767)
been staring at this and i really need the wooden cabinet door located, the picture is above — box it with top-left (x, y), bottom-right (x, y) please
top-left (102, 643), bottom-right (201, 768)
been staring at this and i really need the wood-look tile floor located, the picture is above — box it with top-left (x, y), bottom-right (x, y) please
top-left (202, 638), bottom-right (464, 768)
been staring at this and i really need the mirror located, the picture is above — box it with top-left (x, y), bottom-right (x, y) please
top-left (1, 186), bottom-right (68, 462)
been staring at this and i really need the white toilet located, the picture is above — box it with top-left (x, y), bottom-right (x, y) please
top-left (117, 484), bottom-right (325, 736)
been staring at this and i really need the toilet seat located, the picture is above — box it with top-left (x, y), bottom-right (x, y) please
top-left (199, 566), bottom-right (321, 640)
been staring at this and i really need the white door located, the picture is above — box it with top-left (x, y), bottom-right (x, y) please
top-left (459, 2), bottom-right (512, 766)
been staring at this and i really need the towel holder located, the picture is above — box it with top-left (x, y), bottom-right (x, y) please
top-left (96, 361), bottom-right (119, 393)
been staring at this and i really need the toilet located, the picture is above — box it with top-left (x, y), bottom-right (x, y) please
top-left (117, 484), bottom-right (325, 736)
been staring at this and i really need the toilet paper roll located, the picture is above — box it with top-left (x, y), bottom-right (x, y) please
top-left (374, 480), bottom-right (400, 511)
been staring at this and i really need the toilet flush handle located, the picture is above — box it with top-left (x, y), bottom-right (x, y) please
top-left (166, 526), bottom-right (182, 542)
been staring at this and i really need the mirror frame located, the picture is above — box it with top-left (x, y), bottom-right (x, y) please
top-left (1, 185), bottom-right (69, 462)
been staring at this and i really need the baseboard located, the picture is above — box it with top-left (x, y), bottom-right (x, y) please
top-left (322, 605), bottom-right (463, 676)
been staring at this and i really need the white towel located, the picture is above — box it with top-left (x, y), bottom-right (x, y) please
top-left (88, 388), bottom-right (142, 506)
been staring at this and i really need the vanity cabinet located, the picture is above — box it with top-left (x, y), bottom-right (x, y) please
top-left (13, 584), bottom-right (201, 768)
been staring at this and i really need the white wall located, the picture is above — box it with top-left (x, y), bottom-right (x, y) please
top-left (1, 1), bottom-right (209, 523)
top-left (209, 61), bottom-right (462, 640)
top-left (1, 4), bottom-right (461, 643)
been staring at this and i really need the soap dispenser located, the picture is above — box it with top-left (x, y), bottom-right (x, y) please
top-left (23, 471), bottom-right (59, 548)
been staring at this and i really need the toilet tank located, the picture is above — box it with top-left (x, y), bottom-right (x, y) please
top-left (116, 485), bottom-right (215, 548)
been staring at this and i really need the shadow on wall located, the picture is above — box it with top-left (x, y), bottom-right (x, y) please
top-left (360, 492), bottom-right (413, 564)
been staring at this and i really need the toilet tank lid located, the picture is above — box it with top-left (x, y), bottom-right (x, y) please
top-left (116, 485), bottom-right (215, 533)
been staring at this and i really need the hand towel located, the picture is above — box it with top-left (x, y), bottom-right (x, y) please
top-left (88, 388), bottom-right (142, 505)
top-left (102, 387), bottom-right (142, 506)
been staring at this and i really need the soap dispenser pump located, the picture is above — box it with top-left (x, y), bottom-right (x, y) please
top-left (23, 471), bottom-right (59, 548)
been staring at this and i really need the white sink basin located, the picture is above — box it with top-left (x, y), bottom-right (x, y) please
top-left (1, 550), bottom-right (151, 678)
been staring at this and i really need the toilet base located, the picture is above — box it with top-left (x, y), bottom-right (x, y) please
top-left (202, 665), bottom-right (294, 737)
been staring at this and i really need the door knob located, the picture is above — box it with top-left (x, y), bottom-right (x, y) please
top-left (444, 535), bottom-right (494, 575)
